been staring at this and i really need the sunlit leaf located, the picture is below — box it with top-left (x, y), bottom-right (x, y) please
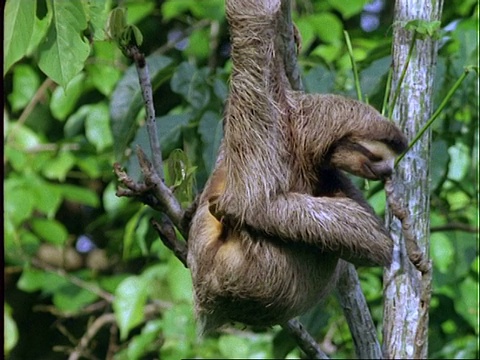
top-left (8, 65), bottom-right (41, 112)
top-left (50, 72), bottom-right (86, 121)
top-left (4, 0), bottom-right (36, 75)
top-left (31, 218), bottom-right (69, 245)
top-left (113, 276), bottom-right (149, 340)
top-left (4, 303), bottom-right (19, 355)
top-left (38, 0), bottom-right (90, 88)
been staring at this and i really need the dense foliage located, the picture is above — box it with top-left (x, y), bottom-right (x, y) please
top-left (4, 0), bottom-right (478, 359)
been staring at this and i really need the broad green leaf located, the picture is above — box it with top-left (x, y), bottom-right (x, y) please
top-left (53, 285), bottom-right (99, 312)
top-left (160, 304), bottom-right (195, 359)
top-left (17, 267), bottom-right (66, 293)
top-left (171, 62), bottom-right (211, 109)
top-left (29, 176), bottom-right (63, 218)
top-left (161, 0), bottom-right (194, 21)
top-left (303, 65), bottom-right (336, 93)
top-left (85, 103), bottom-right (114, 152)
top-left (103, 181), bottom-right (131, 218)
top-left (126, 320), bottom-right (163, 360)
top-left (190, 0), bottom-right (225, 21)
top-left (4, 178), bottom-right (35, 225)
top-left (185, 28), bottom-right (210, 60)
top-left (4, 303), bottom-right (19, 355)
top-left (110, 55), bottom-right (174, 159)
top-left (7, 123), bottom-right (42, 150)
top-left (312, 44), bottom-right (342, 64)
top-left (31, 218), bottom-right (69, 245)
top-left (456, 276), bottom-right (479, 333)
top-left (83, 0), bottom-right (111, 41)
top-left (86, 41), bottom-right (122, 96)
top-left (8, 65), bottom-right (41, 112)
top-left (166, 255), bottom-right (193, 302)
top-left (57, 184), bottom-right (100, 207)
top-left (38, 0), bottom-right (90, 88)
top-left (4, 0), bottom-right (36, 75)
top-left (431, 232), bottom-right (454, 273)
top-left (327, 0), bottom-right (367, 19)
top-left (113, 276), bottom-right (149, 340)
top-left (157, 113), bottom-right (192, 154)
top-left (308, 13), bottom-right (343, 44)
top-left (41, 151), bottom-right (76, 181)
top-left (75, 156), bottom-right (103, 178)
top-left (198, 111), bottom-right (223, 173)
top-left (64, 105), bottom-right (90, 138)
top-left (50, 72), bottom-right (86, 121)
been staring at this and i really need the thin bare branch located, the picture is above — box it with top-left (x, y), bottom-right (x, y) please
top-left (284, 319), bottom-right (329, 359)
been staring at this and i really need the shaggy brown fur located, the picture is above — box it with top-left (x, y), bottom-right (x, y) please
top-left (187, 0), bottom-right (407, 334)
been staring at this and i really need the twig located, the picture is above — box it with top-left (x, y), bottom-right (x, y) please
top-left (431, 222), bottom-right (478, 233)
top-left (31, 258), bottom-right (114, 302)
top-left (151, 218), bottom-right (188, 267)
top-left (68, 304), bottom-right (163, 360)
top-left (124, 45), bottom-right (164, 178)
top-left (283, 319), bottom-right (329, 359)
top-left (68, 313), bottom-right (117, 360)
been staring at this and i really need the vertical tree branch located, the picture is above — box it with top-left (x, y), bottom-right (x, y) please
top-left (383, 1), bottom-right (443, 358)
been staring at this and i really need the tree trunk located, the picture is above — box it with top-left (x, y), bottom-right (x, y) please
top-left (383, 0), bottom-right (443, 358)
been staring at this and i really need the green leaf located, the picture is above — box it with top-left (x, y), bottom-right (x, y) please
top-left (17, 267), bottom-right (67, 293)
top-left (29, 176), bottom-right (63, 218)
top-left (308, 13), bottom-right (343, 44)
top-left (42, 151), bottom-right (76, 181)
top-left (53, 284), bottom-right (99, 312)
top-left (171, 62), bottom-right (211, 109)
top-left (38, 0), bottom-right (90, 88)
top-left (190, 0), bottom-right (225, 21)
top-left (166, 255), bottom-right (193, 302)
top-left (50, 72), bottom-right (86, 121)
top-left (431, 232), bottom-right (454, 273)
top-left (157, 113), bottom-right (192, 154)
top-left (85, 103), bottom-right (114, 152)
top-left (83, 0), bottom-right (111, 41)
top-left (64, 105), bottom-right (90, 138)
top-left (57, 184), bottom-right (100, 207)
top-left (113, 276), bottom-right (149, 340)
top-left (31, 218), bottom-right (69, 245)
top-left (185, 28), bottom-right (210, 60)
top-left (456, 276), bottom-right (479, 333)
top-left (161, 0), bottom-right (194, 21)
top-left (4, 178), bottom-right (36, 225)
top-left (110, 54), bottom-right (174, 160)
top-left (198, 111), bottom-right (223, 173)
top-left (86, 42), bottom-right (122, 96)
top-left (4, 303), bottom-right (19, 355)
top-left (126, 320), bottom-right (163, 360)
top-left (8, 64), bottom-right (41, 112)
top-left (327, 0), bottom-right (366, 19)
top-left (4, 0), bottom-right (36, 75)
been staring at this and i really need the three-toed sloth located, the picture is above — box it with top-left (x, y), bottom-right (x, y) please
top-left (187, 0), bottom-right (408, 334)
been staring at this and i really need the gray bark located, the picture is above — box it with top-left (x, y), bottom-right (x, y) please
top-left (383, 0), bottom-right (443, 358)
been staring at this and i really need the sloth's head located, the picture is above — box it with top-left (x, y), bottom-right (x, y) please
top-left (327, 135), bottom-right (408, 180)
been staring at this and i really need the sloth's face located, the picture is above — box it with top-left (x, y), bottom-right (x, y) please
top-left (328, 139), bottom-right (400, 180)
